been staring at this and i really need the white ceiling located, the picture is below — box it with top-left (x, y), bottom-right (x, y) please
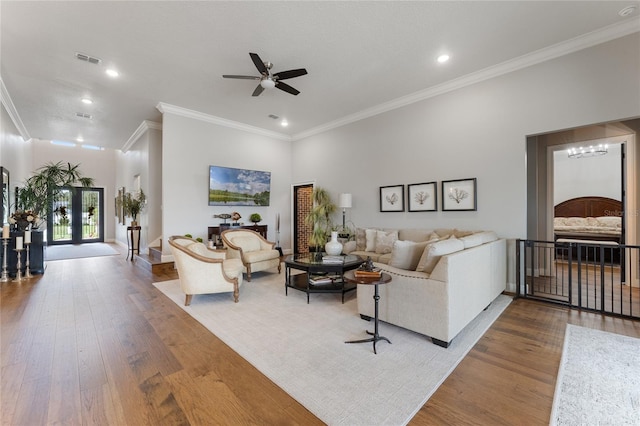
top-left (1, 1), bottom-right (639, 150)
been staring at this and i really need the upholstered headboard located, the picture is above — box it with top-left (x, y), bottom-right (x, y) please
top-left (554, 196), bottom-right (621, 218)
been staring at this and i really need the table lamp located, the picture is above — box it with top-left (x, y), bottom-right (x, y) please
top-left (339, 193), bottom-right (352, 230)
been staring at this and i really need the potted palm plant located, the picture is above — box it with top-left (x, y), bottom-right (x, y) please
top-left (123, 189), bottom-right (146, 226)
top-left (304, 187), bottom-right (336, 258)
top-left (16, 161), bottom-right (94, 229)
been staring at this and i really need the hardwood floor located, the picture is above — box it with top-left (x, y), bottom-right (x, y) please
top-left (1, 247), bottom-right (639, 425)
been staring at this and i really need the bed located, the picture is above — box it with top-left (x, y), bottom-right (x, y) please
top-left (554, 196), bottom-right (622, 262)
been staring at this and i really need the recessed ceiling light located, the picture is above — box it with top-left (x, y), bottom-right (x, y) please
top-left (281, 120), bottom-right (289, 127)
top-left (76, 136), bottom-right (84, 142)
top-left (619, 5), bottom-right (637, 16)
top-left (81, 98), bottom-right (93, 105)
top-left (437, 54), bottom-right (450, 63)
top-left (105, 69), bottom-right (119, 78)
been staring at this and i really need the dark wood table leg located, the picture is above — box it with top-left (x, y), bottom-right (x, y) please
top-left (345, 283), bottom-right (391, 354)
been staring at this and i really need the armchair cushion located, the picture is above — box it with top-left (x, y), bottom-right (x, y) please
top-left (229, 236), bottom-right (262, 252)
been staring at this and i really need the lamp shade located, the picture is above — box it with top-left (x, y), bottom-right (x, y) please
top-left (339, 193), bottom-right (352, 209)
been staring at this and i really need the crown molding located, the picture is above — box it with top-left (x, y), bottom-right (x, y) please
top-left (292, 16), bottom-right (640, 141)
top-left (121, 120), bottom-right (162, 152)
top-left (0, 77), bottom-right (31, 141)
top-left (156, 102), bottom-right (292, 142)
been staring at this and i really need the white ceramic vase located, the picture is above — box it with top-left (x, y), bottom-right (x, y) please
top-left (325, 231), bottom-right (343, 256)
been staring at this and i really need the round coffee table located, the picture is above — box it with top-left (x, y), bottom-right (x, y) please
top-left (343, 270), bottom-right (392, 354)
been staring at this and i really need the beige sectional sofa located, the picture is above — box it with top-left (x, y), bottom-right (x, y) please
top-left (343, 227), bottom-right (507, 347)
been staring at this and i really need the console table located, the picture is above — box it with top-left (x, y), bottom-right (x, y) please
top-left (208, 224), bottom-right (267, 247)
top-left (4, 230), bottom-right (45, 277)
top-left (127, 226), bottom-right (141, 260)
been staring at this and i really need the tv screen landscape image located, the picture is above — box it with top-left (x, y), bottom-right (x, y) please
top-left (208, 165), bottom-right (271, 206)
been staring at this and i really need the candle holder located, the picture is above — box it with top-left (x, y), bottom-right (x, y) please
top-left (24, 242), bottom-right (33, 279)
top-left (13, 248), bottom-right (24, 282)
top-left (0, 238), bottom-right (9, 282)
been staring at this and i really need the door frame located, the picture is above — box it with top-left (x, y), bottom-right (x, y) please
top-left (47, 187), bottom-right (105, 245)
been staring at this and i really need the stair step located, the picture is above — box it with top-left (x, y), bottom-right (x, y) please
top-left (134, 253), bottom-right (175, 275)
top-left (149, 246), bottom-right (163, 261)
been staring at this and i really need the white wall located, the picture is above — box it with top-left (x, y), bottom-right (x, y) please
top-left (115, 125), bottom-right (162, 250)
top-left (292, 34), bottom-right (640, 288)
top-left (160, 112), bottom-right (292, 256)
top-left (0, 103), bottom-right (32, 200)
top-left (553, 142), bottom-right (622, 205)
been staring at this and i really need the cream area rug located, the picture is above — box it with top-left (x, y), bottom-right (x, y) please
top-left (45, 243), bottom-right (119, 261)
top-left (550, 324), bottom-right (640, 426)
top-left (153, 272), bottom-right (511, 425)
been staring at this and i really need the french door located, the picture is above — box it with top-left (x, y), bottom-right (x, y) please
top-left (47, 187), bottom-right (105, 245)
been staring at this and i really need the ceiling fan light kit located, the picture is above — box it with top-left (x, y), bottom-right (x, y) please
top-left (223, 52), bottom-right (307, 97)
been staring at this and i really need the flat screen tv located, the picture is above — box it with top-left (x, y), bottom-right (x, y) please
top-left (208, 165), bottom-right (271, 206)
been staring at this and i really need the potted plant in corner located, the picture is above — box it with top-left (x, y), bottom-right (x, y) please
top-left (304, 187), bottom-right (336, 259)
top-left (16, 161), bottom-right (95, 229)
top-left (123, 189), bottom-right (146, 226)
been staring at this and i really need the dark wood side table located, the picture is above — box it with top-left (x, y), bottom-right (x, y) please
top-left (344, 271), bottom-right (392, 354)
top-left (126, 226), bottom-right (141, 261)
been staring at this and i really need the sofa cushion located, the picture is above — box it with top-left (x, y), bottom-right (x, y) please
top-left (377, 253), bottom-right (393, 264)
top-left (375, 230), bottom-right (398, 254)
top-left (460, 233), bottom-right (484, 249)
top-left (389, 240), bottom-right (430, 270)
top-left (230, 236), bottom-right (261, 252)
top-left (477, 230), bottom-right (498, 244)
top-left (415, 237), bottom-right (465, 273)
top-left (365, 228), bottom-right (378, 251)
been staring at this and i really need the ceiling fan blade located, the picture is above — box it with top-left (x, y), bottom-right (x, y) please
top-left (273, 68), bottom-right (308, 80)
top-left (275, 81), bottom-right (300, 96)
top-left (249, 53), bottom-right (269, 75)
top-left (223, 75), bottom-right (260, 80)
top-left (252, 84), bottom-right (265, 97)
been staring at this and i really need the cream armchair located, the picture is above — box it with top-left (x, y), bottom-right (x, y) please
top-left (221, 229), bottom-right (281, 281)
top-left (168, 235), bottom-right (244, 305)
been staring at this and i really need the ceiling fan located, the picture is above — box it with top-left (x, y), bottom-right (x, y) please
top-left (223, 52), bottom-right (308, 96)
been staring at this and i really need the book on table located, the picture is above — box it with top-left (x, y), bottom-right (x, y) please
top-left (309, 274), bottom-right (340, 285)
top-left (354, 268), bottom-right (382, 278)
top-left (322, 255), bottom-right (344, 264)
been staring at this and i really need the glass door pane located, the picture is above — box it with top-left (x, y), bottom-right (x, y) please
top-left (52, 189), bottom-right (72, 242)
top-left (82, 190), bottom-right (100, 240)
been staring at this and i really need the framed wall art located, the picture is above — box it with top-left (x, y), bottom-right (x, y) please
top-left (408, 182), bottom-right (437, 212)
top-left (380, 185), bottom-right (404, 212)
top-left (442, 178), bottom-right (477, 211)
top-left (209, 165), bottom-right (271, 206)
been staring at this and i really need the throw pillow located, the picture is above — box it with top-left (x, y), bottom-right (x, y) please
top-left (355, 228), bottom-right (367, 251)
top-left (365, 228), bottom-right (378, 252)
top-left (415, 237), bottom-right (465, 273)
top-left (389, 240), bottom-right (430, 270)
top-left (375, 230), bottom-right (398, 254)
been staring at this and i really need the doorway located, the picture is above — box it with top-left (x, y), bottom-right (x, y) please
top-left (292, 183), bottom-right (314, 254)
top-left (47, 187), bottom-right (105, 245)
